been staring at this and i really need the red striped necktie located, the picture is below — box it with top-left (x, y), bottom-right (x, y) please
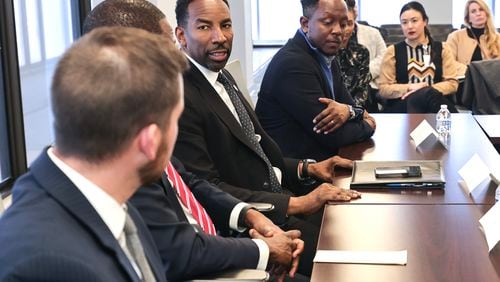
top-left (165, 162), bottom-right (217, 235)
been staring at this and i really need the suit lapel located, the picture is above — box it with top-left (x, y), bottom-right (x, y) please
top-left (187, 63), bottom-right (263, 157)
top-left (291, 31), bottom-right (333, 99)
top-left (29, 150), bottom-right (141, 281)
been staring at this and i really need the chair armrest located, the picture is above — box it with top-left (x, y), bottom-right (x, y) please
top-left (188, 269), bottom-right (269, 281)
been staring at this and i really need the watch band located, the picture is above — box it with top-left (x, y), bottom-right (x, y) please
top-left (301, 159), bottom-right (316, 179)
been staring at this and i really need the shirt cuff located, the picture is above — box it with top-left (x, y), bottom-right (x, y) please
top-left (252, 239), bottom-right (270, 270)
top-left (229, 202), bottom-right (249, 232)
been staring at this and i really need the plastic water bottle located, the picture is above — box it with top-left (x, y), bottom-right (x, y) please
top-left (436, 105), bottom-right (451, 137)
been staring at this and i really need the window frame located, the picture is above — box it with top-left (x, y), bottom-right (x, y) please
top-left (0, 0), bottom-right (27, 195)
top-left (0, 0), bottom-right (90, 196)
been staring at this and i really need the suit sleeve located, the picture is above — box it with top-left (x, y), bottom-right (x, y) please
top-left (268, 56), bottom-right (374, 151)
top-left (129, 182), bottom-right (260, 281)
top-left (2, 254), bottom-right (105, 282)
top-left (171, 157), bottom-right (241, 230)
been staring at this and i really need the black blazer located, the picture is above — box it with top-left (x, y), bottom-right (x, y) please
top-left (174, 62), bottom-right (302, 224)
top-left (129, 157), bottom-right (259, 281)
top-left (0, 150), bottom-right (165, 282)
top-left (256, 30), bottom-right (375, 161)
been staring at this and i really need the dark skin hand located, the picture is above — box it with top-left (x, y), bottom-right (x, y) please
top-left (313, 98), bottom-right (377, 134)
top-left (245, 208), bottom-right (283, 237)
top-left (249, 229), bottom-right (304, 281)
top-left (288, 183), bottom-right (361, 215)
top-left (313, 98), bottom-right (350, 134)
top-left (307, 155), bottom-right (354, 182)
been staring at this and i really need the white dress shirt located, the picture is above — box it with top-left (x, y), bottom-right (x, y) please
top-left (166, 175), bottom-right (269, 270)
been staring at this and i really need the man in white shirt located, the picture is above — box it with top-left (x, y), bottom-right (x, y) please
top-left (0, 26), bottom-right (186, 281)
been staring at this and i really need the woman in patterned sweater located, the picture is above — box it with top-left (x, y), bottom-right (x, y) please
top-left (337, 1), bottom-right (373, 111)
top-left (378, 1), bottom-right (458, 113)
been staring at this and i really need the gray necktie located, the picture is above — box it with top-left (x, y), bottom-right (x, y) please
top-left (217, 72), bottom-right (282, 193)
top-left (124, 213), bottom-right (155, 282)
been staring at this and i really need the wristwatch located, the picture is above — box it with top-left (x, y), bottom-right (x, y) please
top-left (300, 159), bottom-right (317, 179)
top-left (347, 105), bottom-right (355, 120)
top-left (348, 105), bottom-right (365, 121)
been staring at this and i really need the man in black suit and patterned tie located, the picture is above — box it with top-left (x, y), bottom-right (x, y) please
top-left (0, 26), bottom-right (186, 281)
top-left (83, 1), bottom-right (304, 281)
top-left (173, 0), bottom-right (362, 276)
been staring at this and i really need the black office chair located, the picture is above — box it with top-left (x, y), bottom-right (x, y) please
top-left (461, 59), bottom-right (500, 114)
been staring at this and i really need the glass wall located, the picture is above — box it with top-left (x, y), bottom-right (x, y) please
top-left (251, 0), bottom-right (302, 45)
top-left (14, 0), bottom-right (76, 164)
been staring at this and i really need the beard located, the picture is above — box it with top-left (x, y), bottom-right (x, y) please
top-left (137, 135), bottom-right (169, 185)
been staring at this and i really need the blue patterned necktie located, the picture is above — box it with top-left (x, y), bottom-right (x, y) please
top-left (217, 72), bottom-right (282, 193)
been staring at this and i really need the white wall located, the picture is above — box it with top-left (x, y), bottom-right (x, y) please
top-left (155, 0), bottom-right (177, 31)
top-left (360, 0), bottom-right (454, 26)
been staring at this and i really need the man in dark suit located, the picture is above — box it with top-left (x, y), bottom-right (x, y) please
top-left (131, 157), bottom-right (304, 281)
top-left (255, 0), bottom-right (376, 161)
top-left (0, 26), bottom-right (187, 281)
top-left (173, 0), bottom-right (361, 276)
top-left (83, 1), bottom-right (304, 281)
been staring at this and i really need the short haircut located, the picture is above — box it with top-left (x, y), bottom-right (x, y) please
top-left (51, 26), bottom-right (187, 161)
top-left (301, 0), bottom-right (319, 18)
top-left (344, 0), bottom-right (356, 9)
top-left (83, 0), bottom-right (165, 35)
top-left (175, 0), bottom-right (230, 27)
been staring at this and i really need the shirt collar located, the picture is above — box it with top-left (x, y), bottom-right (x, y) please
top-left (298, 28), bottom-right (336, 68)
top-left (47, 147), bottom-right (126, 240)
top-left (186, 54), bottom-right (220, 88)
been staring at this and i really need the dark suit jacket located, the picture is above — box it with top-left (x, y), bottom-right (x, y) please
top-left (256, 30), bottom-right (375, 161)
top-left (0, 150), bottom-right (165, 282)
top-left (129, 157), bottom-right (259, 281)
top-left (174, 62), bottom-right (303, 224)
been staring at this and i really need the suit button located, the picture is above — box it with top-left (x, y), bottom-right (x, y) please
top-left (263, 182), bottom-right (269, 189)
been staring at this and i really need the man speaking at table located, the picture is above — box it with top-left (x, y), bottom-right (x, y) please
top-left (173, 0), bottom-right (361, 276)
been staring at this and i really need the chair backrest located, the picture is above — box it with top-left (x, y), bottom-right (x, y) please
top-left (462, 59), bottom-right (500, 114)
top-left (225, 59), bottom-right (255, 108)
top-left (427, 24), bottom-right (455, 42)
top-left (380, 24), bottom-right (455, 45)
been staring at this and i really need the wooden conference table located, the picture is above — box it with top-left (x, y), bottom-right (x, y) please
top-left (474, 115), bottom-right (500, 145)
top-left (312, 114), bottom-right (500, 281)
top-left (332, 113), bottom-right (500, 205)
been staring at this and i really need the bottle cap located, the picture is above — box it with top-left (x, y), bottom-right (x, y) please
top-left (440, 104), bottom-right (447, 109)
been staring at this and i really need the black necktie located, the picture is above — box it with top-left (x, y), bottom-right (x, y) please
top-left (217, 72), bottom-right (282, 193)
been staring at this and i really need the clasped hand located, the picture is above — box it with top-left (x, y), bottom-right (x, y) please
top-left (245, 210), bottom-right (303, 280)
top-left (249, 229), bottom-right (303, 281)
